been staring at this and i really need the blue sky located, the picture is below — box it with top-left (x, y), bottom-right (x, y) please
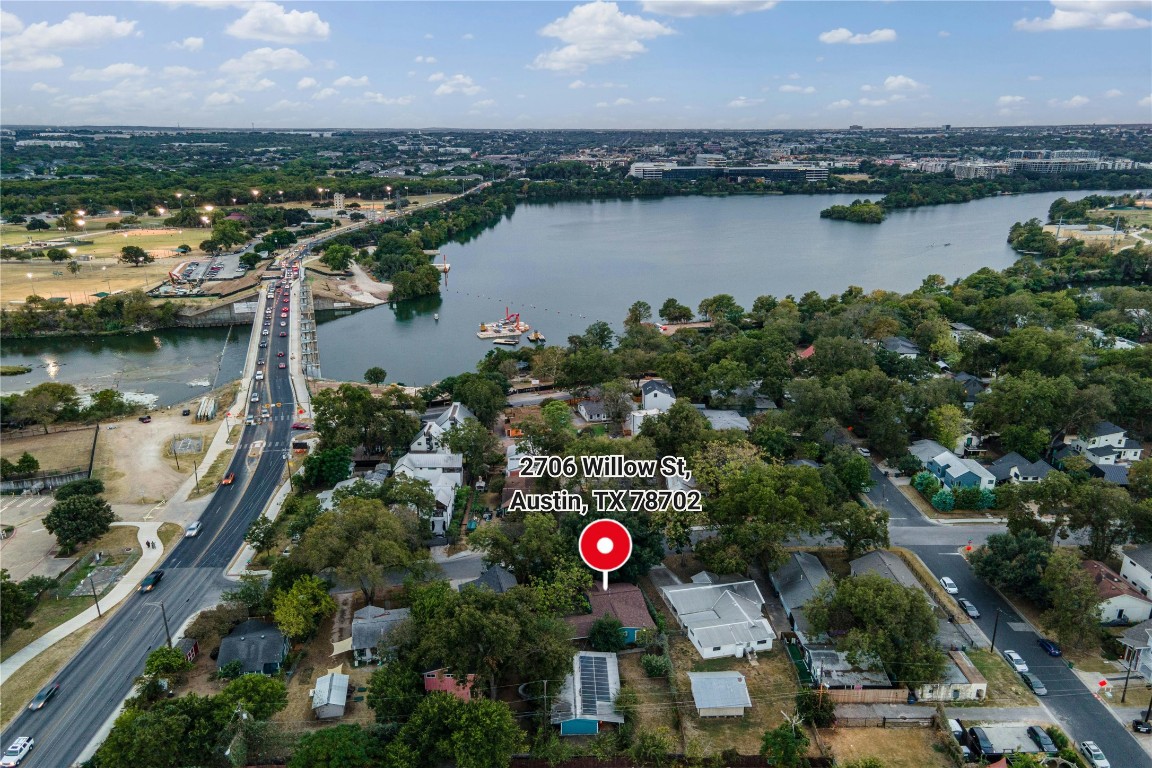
top-left (1, 1), bottom-right (1149, 129)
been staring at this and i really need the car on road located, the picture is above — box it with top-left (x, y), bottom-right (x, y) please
top-left (856, 447), bottom-right (871, 457)
top-left (279, 363), bottom-right (286, 369)
top-left (1079, 740), bottom-right (1110, 768)
top-left (138, 415), bottom-right (152, 423)
top-left (279, 331), bottom-right (287, 337)
top-left (261, 329), bottom-right (269, 336)
top-left (1020, 671), bottom-right (1047, 695)
top-left (257, 359), bottom-right (265, 366)
top-left (0, 737), bottom-right (34, 766)
top-left (184, 521), bottom-right (202, 537)
top-left (292, 422), bottom-right (310, 430)
top-left (277, 351), bottom-right (285, 357)
top-left (957, 598), bottom-right (980, 619)
top-left (139, 570), bottom-right (164, 593)
top-left (221, 473), bottom-right (235, 485)
top-left (940, 577), bottom-right (959, 594)
top-left (1134, 719), bottom-right (1152, 734)
top-left (28, 682), bottom-right (59, 711)
top-left (280, 321), bottom-right (287, 327)
top-left (1002, 650), bottom-right (1029, 673)
top-left (259, 340), bottom-right (268, 348)
top-left (1027, 726), bottom-right (1056, 752)
top-left (251, 393), bottom-right (260, 401)
top-left (1037, 637), bottom-right (1062, 656)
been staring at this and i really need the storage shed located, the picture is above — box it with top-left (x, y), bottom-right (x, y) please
top-left (687, 671), bottom-right (752, 717)
top-left (311, 671), bottom-right (349, 720)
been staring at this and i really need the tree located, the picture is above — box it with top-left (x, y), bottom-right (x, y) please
top-left (444, 417), bottom-right (502, 480)
top-left (925, 404), bottom-right (966, 452)
top-left (697, 294), bottom-right (744, 323)
top-left (760, 722), bottom-right (810, 768)
top-left (272, 574), bottom-right (336, 640)
top-left (469, 511), bottom-right (566, 583)
top-left (367, 658), bottom-right (425, 723)
top-left (796, 688), bottom-right (836, 727)
top-left (625, 300), bottom-right (652, 328)
top-left (14, 452), bottom-right (39, 477)
top-left (239, 251), bottom-right (261, 269)
top-left (221, 673), bottom-right (288, 720)
top-left (1130, 458), bottom-right (1152, 501)
top-left (199, 239), bottom-right (221, 255)
top-left (450, 698), bottom-right (526, 768)
top-left (96, 694), bottom-right (232, 768)
top-left (658, 297), bottom-right (693, 324)
top-left (212, 219), bottom-right (247, 248)
top-left (25, 218), bottom-right (50, 231)
top-left (520, 399), bottom-right (577, 455)
top-left (640, 400), bottom-right (712, 458)
top-left (1, 570), bottom-right (35, 640)
top-left (364, 366), bottom-right (387, 385)
top-left (971, 530), bottom-right (1052, 604)
top-left (825, 502), bottom-right (889, 561)
top-left (45, 247), bottom-right (69, 262)
top-left (222, 573), bottom-right (272, 615)
top-left (320, 243), bottom-right (356, 272)
top-left (449, 373), bottom-right (507, 427)
top-left (143, 646), bottom-right (194, 679)
top-left (44, 494), bottom-right (114, 552)
top-left (244, 516), bottom-right (276, 554)
top-left (600, 378), bottom-right (635, 427)
top-left (67, 260), bottom-right (81, 274)
top-left (931, 487), bottom-right (955, 511)
top-left (289, 724), bottom-right (374, 768)
top-left (1040, 547), bottom-right (1103, 650)
top-left (1069, 480), bottom-right (1140, 561)
top-left (301, 445), bottom-right (354, 488)
top-left (589, 614), bottom-right (626, 652)
top-left (119, 245), bottom-right (154, 267)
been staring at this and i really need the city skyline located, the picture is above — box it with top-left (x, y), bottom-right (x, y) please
top-left (1, 0), bottom-right (1150, 129)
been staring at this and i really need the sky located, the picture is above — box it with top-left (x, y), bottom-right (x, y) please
top-left (1, 0), bottom-right (1149, 130)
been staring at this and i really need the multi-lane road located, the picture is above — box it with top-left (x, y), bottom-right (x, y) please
top-left (0, 273), bottom-right (300, 766)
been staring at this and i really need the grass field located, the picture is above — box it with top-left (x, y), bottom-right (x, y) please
top-left (3, 256), bottom-right (179, 305)
top-left (822, 727), bottom-right (952, 768)
top-left (1090, 207), bottom-right (1152, 227)
top-left (0, 427), bottom-right (96, 473)
top-left (964, 649), bottom-right (1039, 708)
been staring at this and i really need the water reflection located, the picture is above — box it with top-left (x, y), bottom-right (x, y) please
top-left (391, 294), bottom-right (443, 322)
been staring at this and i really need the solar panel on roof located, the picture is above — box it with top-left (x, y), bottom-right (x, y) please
top-left (578, 655), bottom-right (611, 715)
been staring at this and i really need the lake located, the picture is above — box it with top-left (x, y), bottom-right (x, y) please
top-left (315, 189), bottom-right (1091, 386)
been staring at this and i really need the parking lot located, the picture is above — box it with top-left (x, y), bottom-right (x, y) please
top-left (176, 251), bottom-right (247, 283)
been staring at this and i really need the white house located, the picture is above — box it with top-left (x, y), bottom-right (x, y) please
top-left (986, 452), bottom-right (1055, 485)
top-left (660, 577), bottom-right (775, 659)
top-left (1120, 546), bottom-right (1152, 597)
top-left (879, 336), bottom-right (921, 359)
top-left (949, 322), bottom-right (994, 345)
top-left (577, 400), bottom-right (607, 422)
top-left (409, 402), bottom-right (477, 452)
top-left (1085, 560), bottom-right (1152, 624)
top-left (909, 439), bottom-right (996, 491)
top-left (392, 453), bottom-right (463, 534)
top-left (1120, 620), bottom-right (1152, 681)
top-left (627, 408), bottom-right (662, 436)
top-left (1070, 421), bottom-right (1144, 466)
top-left (640, 379), bottom-right (676, 412)
top-left (311, 672), bottom-right (349, 719)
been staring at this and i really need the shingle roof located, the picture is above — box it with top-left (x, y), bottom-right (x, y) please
top-left (688, 671), bottom-right (752, 710)
top-left (566, 583), bottom-right (657, 638)
top-left (351, 606), bottom-right (410, 651)
top-left (461, 565), bottom-right (518, 594)
top-left (771, 552), bottom-right (831, 616)
top-left (1084, 421), bottom-right (1126, 439)
top-left (880, 336), bottom-right (920, 356)
top-left (1120, 618), bottom-right (1152, 648)
top-left (1084, 560), bottom-right (1152, 604)
top-left (641, 378), bottom-right (675, 398)
top-left (850, 551), bottom-right (924, 593)
top-left (1124, 546), bottom-right (1152, 574)
top-left (987, 452), bottom-right (1055, 482)
top-left (217, 620), bottom-right (285, 675)
top-left (1091, 464), bottom-right (1130, 486)
top-left (693, 408), bottom-right (750, 431)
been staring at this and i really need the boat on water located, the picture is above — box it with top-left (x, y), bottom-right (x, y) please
top-left (477, 306), bottom-right (530, 339)
top-left (434, 313), bottom-right (439, 321)
top-left (527, 330), bottom-right (546, 343)
top-left (493, 338), bottom-right (519, 346)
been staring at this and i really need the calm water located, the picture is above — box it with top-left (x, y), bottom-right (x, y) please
top-left (315, 189), bottom-right (1108, 386)
top-left (0, 326), bottom-right (249, 407)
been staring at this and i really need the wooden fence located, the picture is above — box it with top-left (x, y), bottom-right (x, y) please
top-left (835, 716), bottom-right (934, 729)
top-left (823, 687), bottom-right (908, 704)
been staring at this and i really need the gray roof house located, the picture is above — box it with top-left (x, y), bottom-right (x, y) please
top-left (909, 439), bottom-right (996, 491)
top-left (352, 606), bottom-right (411, 664)
top-left (770, 552), bottom-right (831, 641)
top-left (660, 580), bottom-right (775, 659)
top-left (850, 551), bottom-right (926, 595)
top-left (460, 564), bottom-right (518, 594)
top-left (577, 399), bottom-right (607, 422)
top-left (687, 671), bottom-right (752, 717)
top-left (311, 672), bottom-right (350, 719)
top-left (640, 378), bottom-right (676, 412)
top-left (217, 620), bottom-right (288, 676)
top-left (952, 372), bottom-right (987, 408)
top-left (692, 406), bottom-right (751, 431)
top-left (880, 336), bottom-right (921, 358)
top-left (987, 452), bottom-right (1055, 485)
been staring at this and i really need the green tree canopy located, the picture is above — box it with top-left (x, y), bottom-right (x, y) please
top-left (44, 494), bottom-right (114, 552)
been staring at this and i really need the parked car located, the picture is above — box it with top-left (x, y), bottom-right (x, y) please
top-left (1037, 637), bottom-right (1062, 656)
top-left (181, 409), bottom-right (191, 417)
top-left (967, 727), bottom-right (993, 756)
top-left (138, 415), bottom-right (152, 423)
top-left (856, 447), bottom-right (871, 457)
top-left (184, 521), bottom-right (202, 537)
top-left (940, 577), bottom-right (959, 594)
top-left (957, 598), bottom-right (980, 619)
top-left (291, 422), bottom-right (310, 430)
top-left (28, 683), bottom-right (59, 711)
top-left (1078, 741), bottom-right (1110, 768)
top-left (947, 719), bottom-right (964, 741)
top-left (1133, 719), bottom-right (1152, 734)
top-left (139, 570), bottom-right (164, 593)
top-left (1027, 725), bottom-right (1056, 752)
top-left (251, 393), bottom-right (260, 401)
top-left (0, 737), bottom-right (33, 767)
top-left (1020, 671), bottom-right (1047, 696)
top-left (1002, 650), bottom-right (1029, 673)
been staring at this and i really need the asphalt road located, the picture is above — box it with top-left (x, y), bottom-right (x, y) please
top-left (0, 277), bottom-right (299, 767)
top-left (865, 469), bottom-right (1152, 767)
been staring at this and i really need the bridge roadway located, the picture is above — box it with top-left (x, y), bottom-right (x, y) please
top-left (0, 270), bottom-right (302, 766)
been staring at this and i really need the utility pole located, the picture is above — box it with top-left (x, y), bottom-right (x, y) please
top-left (989, 609), bottom-right (1002, 653)
top-left (192, 458), bottom-right (200, 494)
top-left (173, 436), bottom-right (180, 470)
top-left (149, 601), bottom-right (173, 648)
top-left (1122, 655), bottom-right (1134, 703)
top-left (88, 574), bottom-right (102, 617)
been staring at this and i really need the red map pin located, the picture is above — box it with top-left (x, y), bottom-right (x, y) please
top-left (579, 519), bottom-right (633, 591)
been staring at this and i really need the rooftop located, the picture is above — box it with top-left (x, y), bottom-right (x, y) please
top-left (687, 671), bottom-right (752, 710)
top-left (566, 582), bottom-right (657, 638)
top-left (551, 651), bottom-right (624, 725)
top-left (1084, 560), bottom-right (1152, 604)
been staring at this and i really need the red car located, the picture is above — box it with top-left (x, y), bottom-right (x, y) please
top-left (221, 472), bottom-right (235, 485)
top-left (292, 422), bottom-right (310, 430)
top-left (279, 331), bottom-right (287, 337)
top-left (277, 351), bottom-right (285, 357)
top-left (278, 363), bottom-right (287, 369)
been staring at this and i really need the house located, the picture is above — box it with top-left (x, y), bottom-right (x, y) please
top-left (949, 322), bottom-right (994, 345)
top-left (391, 452), bottom-right (464, 534)
top-left (850, 551), bottom-right (926, 595)
top-left (1120, 545), bottom-right (1152, 596)
top-left (311, 671), bottom-right (349, 719)
top-left (687, 671), bottom-right (752, 717)
top-left (1084, 560), bottom-right (1152, 624)
top-left (351, 606), bottom-right (411, 664)
top-left (879, 336), bottom-right (921, 359)
top-left (565, 583), bottom-right (657, 643)
top-left (627, 408), bottom-right (662, 436)
top-left (1119, 619), bottom-right (1152, 681)
top-left (640, 379), bottom-right (676, 412)
top-left (423, 668), bottom-right (475, 701)
top-left (709, 381), bottom-right (777, 411)
top-left (460, 564), bottom-right (517, 594)
top-left (770, 552), bottom-right (831, 643)
top-left (909, 439), bottom-right (996, 491)
top-left (317, 473), bottom-right (386, 511)
top-left (1090, 463), bottom-right (1130, 486)
top-left (660, 578), bottom-right (775, 659)
top-left (916, 651), bottom-right (987, 702)
top-left (693, 406), bottom-right (750, 432)
top-left (1069, 421), bottom-right (1144, 466)
top-left (987, 452), bottom-right (1055, 485)
top-left (217, 620), bottom-right (288, 676)
top-left (551, 651), bottom-right (625, 736)
top-left (805, 646), bottom-right (892, 691)
top-left (175, 637), bottom-right (199, 664)
top-left (577, 400), bottom-right (607, 423)
top-left (409, 402), bottom-right (477, 453)
top-left (952, 372), bottom-right (988, 409)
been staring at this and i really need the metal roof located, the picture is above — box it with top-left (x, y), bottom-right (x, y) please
top-left (688, 671), bottom-right (752, 710)
top-left (551, 651), bottom-right (624, 725)
top-left (312, 672), bottom-right (349, 710)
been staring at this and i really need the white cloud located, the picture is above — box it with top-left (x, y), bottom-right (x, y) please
top-left (819, 27), bottom-right (897, 44)
top-left (163, 66), bottom-right (201, 79)
top-left (170, 36), bottom-right (204, 52)
top-left (861, 84), bottom-right (874, 92)
top-left (334, 75), bottom-right (369, 87)
top-left (1048, 94), bottom-right (1090, 107)
top-left (297, 76), bottom-right (318, 89)
top-left (219, 47), bottom-right (310, 75)
top-left (1028, 75), bottom-right (1044, 81)
top-left (596, 101), bottom-right (609, 108)
top-left (30, 82), bottom-right (58, 93)
top-left (569, 80), bottom-right (588, 89)
top-left (787, 72), bottom-right (801, 80)
top-left (226, 1), bottom-right (329, 43)
top-left (1, 12), bottom-right (137, 71)
top-left (614, 97), bottom-right (633, 105)
top-left (531, 1), bottom-right (674, 73)
top-left (267, 99), bottom-right (302, 111)
top-left (1, 10), bottom-right (23, 36)
top-left (363, 92), bottom-right (414, 105)
top-left (424, 33), bottom-right (433, 39)
top-left (938, 30), bottom-right (951, 37)
top-left (884, 75), bottom-right (923, 91)
top-left (462, 33), bottom-right (475, 40)
top-left (647, 96), bottom-right (665, 102)
top-left (1015, 1), bottom-right (1150, 31)
top-left (70, 62), bottom-right (149, 81)
top-left (472, 98), bottom-right (496, 107)
top-left (779, 85), bottom-right (815, 94)
top-left (204, 92), bottom-right (244, 107)
top-left (312, 87), bottom-right (338, 100)
top-left (997, 95), bottom-right (1026, 105)
top-left (641, 1), bottom-right (777, 16)
top-left (414, 55), bottom-right (438, 64)
top-left (728, 95), bottom-right (764, 108)
top-left (428, 72), bottom-right (446, 82)
top-left (1104, 88), bottom-right (1123, 98)
top-left (1140, 95), bottom-right (1152, 107)
top-left (859, 97), bottom-right (888, 107)
top-left (431, 73), bottom-right (482, 96)
top-left (827, 99), bottom-right (853, 109)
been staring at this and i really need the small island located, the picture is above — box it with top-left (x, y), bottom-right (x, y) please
top-left (0, 365), bottom-right (32, 376)
top-left (820, 198), bottom-right (886, 224)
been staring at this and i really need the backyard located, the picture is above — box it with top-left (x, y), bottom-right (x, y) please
top-left (822, 726), bottom-right (953, 768)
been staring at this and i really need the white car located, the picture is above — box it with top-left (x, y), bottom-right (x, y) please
top-left (184, 521), bottom-right (202, 538)
top-left (0, 737), bottom-right (33, 767)
top-left (940, 577), bottom-right (959, 594)
top-left (1002, 650), bottom-right (1029, 673)
top-left (856, 447), bottom-right (871, 457)
top-left (1079, 741), bottom-right (1110, 768)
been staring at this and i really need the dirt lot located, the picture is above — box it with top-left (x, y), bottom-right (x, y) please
top-left (0, 426), bottom-right (95, 473)
top-left (822, 727), bottom-right (952, 768)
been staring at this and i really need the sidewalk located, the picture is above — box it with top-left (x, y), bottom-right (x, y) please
top-left (0, 521), bottom-right (164, 685)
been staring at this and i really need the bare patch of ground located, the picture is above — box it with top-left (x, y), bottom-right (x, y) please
top-left (822, 727), bottom-right (952, 768)
top-left (0, 427), bottom-right (96, 473)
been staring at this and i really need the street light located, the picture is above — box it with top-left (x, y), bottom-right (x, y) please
top-left (88, 574), bottom-right (103, 617)
top-left (102, 266), bottom-right (111, 293)
top-left (204, 205), bottom-right (214, 212)
top-left (146, 601), bottom-right (173, 648)
top-left (27, 272), bottom-right (34, 292)
top-left (251, 189), bottom-right (260, 202)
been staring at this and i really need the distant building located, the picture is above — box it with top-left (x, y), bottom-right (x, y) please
top-left (1068, 421), bottom-right (1143, 466)
top-left (627, 163), bottom-right (828, 183)
top-left (879, 336), bottom-right (921, 358)
top-left (986, 452), bottom-right (1055, 485)
top-left (692, 407), bottom-right (750, 431)
top-left (952, 161), bottom-right (1010, 180)
top-left (949, 322), bottom-right (993, 345)
top-left (850, 551), bottom-right (926, 595)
